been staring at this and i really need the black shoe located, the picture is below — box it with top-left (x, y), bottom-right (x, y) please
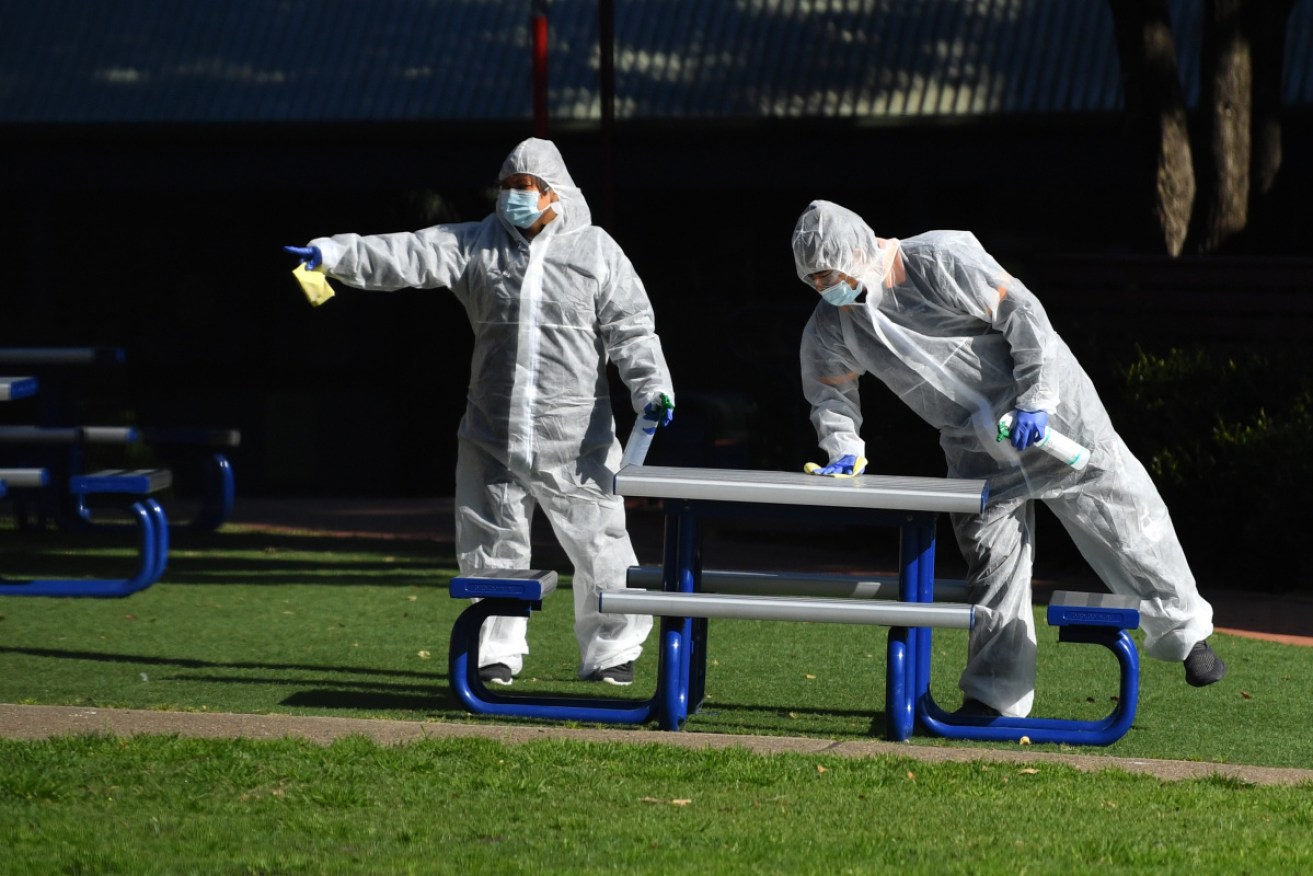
top-left (586, 661), bottom-right (634, 686)
top-left (1184, 640), bottom-right (1227, 687)
top-left (478, 663), bottom-right (514, 686)
top-left (954, 698), bottom-right (1001, 718)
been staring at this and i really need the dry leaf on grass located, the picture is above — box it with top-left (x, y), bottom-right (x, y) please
top-left (640, 797), bottom-right (692, 806)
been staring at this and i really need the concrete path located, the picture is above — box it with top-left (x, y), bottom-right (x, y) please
top-left (3, 703), bottom-right (1311, 787)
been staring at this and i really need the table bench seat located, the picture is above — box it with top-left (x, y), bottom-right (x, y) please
top-left (0, 468), bottom-right (172, 598)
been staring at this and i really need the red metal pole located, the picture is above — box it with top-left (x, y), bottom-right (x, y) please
top-left (532, 0), bottom-right (549, 138)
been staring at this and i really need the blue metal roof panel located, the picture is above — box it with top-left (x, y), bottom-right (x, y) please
top-left (0, 0), bottom-right (1310, 125)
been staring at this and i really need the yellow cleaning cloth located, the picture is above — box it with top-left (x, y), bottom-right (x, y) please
top-left (802, 456), bottom-right (869, 478)
top-left (293, 263), bottom-right (335, 307)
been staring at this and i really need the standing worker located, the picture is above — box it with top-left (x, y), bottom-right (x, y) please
top-left (789, 200), bottom-right (1224, 718)
top-left (285, 138), bottom-right (675, 687)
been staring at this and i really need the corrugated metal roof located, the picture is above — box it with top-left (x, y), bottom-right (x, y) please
top-left (1, 0), bottom-right (1311, 124)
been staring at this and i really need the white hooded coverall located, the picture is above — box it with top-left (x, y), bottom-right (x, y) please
top-left (308, 139), bottom-right (672, 679)
top-left (792, 200), bottom-right (1213, 717)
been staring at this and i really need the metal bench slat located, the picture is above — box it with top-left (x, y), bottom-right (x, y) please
top-left (601, 590), bottom-right (973, 629)
top-left (0, 376), bottom-right (38, 401)
top-left (0, 467), bottom-right (50, 488)
top-left (625, 566), bottom-right (969, 602)
top-left (69, 469), bottom-right (173, 495)
top-left (450, 569), bottom-right (558, 601)
top-left (614, 465), bottom-right (988, 514)
top-left (1047, 590), bottom-right (1141, 629)
top-left (0, 425), bottom-right (138, 444)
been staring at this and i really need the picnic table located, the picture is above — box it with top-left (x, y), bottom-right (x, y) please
top-left (0, 347), bottom-right (236, 532)
top-left (448, 464), bottom-right (1142, 746)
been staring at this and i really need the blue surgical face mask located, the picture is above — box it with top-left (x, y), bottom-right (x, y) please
top-left (821, 280), bottom-right (863, 307)
top-left (498, 188), bottom-right (547, 228)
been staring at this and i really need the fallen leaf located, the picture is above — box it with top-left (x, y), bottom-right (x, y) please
top-left (1019, 768), bottom-right (1039, 775)
top-left (417, 650), bottom-right (431, 660)
top-left (406, 595), bottom-right (418, 602)
top-left (1240, 690), bottom-right (1253, 700)
top-left (816, 765), bottom-right (828, 774)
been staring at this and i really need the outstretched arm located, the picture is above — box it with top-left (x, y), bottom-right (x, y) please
top-left (292, 222), bottom-right (483, 292)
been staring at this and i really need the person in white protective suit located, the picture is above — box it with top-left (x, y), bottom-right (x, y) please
top-left (285, 138), bottom-right (674, 687)
top-left (790, 200), bottom-right (1225, 718)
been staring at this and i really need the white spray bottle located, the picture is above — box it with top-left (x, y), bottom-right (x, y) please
top-left (620, 393), bottom-right (674, 468)
top-left (997, 413), bottom-right (1091, 470)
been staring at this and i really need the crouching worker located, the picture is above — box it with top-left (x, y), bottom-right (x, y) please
top-left (789, 199), bottom-right (1224, 718)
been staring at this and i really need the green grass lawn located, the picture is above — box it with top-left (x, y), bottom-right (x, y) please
top-left (1, 521), bottom-right (1310, 873)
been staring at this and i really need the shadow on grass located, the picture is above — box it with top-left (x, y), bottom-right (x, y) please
top-left (689, 698), bottom-right (891, 737)
top-left (0, 645), bottom-right (438, 682)
top-left (282, 689), bottom-right (463, 712)
top-left (1, 527), bottom-right (466, 588)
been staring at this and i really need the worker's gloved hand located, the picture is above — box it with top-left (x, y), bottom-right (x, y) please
top-left (642, 396), bottom-right (674, 428)
top-left (803, 453), bottom-right (867, 477)
top-left (283, 245), bottom-right (323, 270)
top-left (1009, 409), bottom-right (1049, 450)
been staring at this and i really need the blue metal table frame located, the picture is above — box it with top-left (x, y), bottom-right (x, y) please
top-left (614, 465), bottom-right (988, 736)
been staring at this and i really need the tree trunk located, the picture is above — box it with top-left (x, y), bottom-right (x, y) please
top-left (1108, 0), bottom-right (1195, 255)
top-left (1186, 0), bottom-right (1252, 254)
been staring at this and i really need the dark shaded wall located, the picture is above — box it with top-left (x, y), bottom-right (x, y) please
top-left (3, 115), bottom-right (1310, 497)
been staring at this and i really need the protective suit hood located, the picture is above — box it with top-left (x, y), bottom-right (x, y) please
top-left (497, 137), bottom-right (592, 233)
top-left (791, 200), bottom-right (898, 300)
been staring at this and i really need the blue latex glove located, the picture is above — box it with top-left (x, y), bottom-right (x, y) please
top-left (642, 396), bottom-right (675, 429)
top-left (1010, 409), bottom-right (1049, 450)
top-left (804, 453), bottom-right (867, 477)
top-left (283, 245), bottom-right (323, 270)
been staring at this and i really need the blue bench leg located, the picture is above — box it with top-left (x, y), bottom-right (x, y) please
top-left (885, 628), bottom-right (911, 741)
top-left (658, 617), bottom-right (690, 731)
top-left (188, 452), bottom-right (235, 533)
top-left (0, 498), bottom-right (169, 597)
top-left (916, 625), bottom-right (1141, 746)
top-left (447, 598), bottom-right (659, 725)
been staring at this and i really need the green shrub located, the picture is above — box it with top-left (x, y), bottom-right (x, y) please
top-left (1116, 345), bottom-right (1313, 592)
